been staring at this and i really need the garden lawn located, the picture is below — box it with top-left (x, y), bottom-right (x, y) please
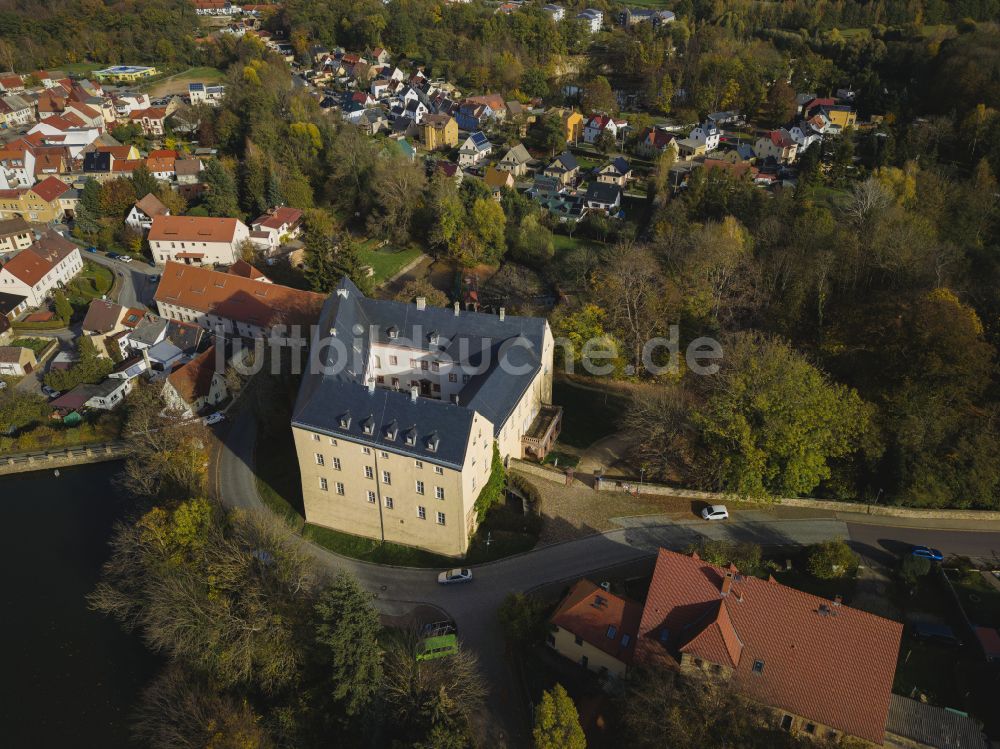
top-left (8, 338), bottom-right (52, 357)
top-left (303, 524), bottom-right (455, 567)
top-left (358, 243), bottom-right (422, 285)
top-left (66, 261), bottom-right (114, 310)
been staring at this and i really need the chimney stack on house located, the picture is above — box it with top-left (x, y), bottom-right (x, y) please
top-left (721, 571), bottom-right (734, 597)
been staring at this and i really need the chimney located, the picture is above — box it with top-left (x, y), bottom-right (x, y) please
top-left (833, 595), bottom-right (842, 607)
top-left (410, 386), bottom-right (418, 402)
top-left (499, 307), bottom-right (505, 322)
top-left (720, 571), bottom-right (733, 597)
top-left (141, 346), bottom-right (151, 372)
top-left (336, 287), bottom-right (348, 298)
top-left (453, 301), bottom-right (460, 316)
top-left (415, 296), bottom-right (426, 311)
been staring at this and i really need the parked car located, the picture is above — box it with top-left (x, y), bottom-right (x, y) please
top-left (119, 255), bottom-right (133, 263)
top-left (0, 380), bottom-right (7, 390)
top-left (202, 412), bottom-right (225, 426)
top-left (106, 252), bottom-right (120, 260)
top-left (701, 504), bottom-right (729, 521)
top-left (41, 385), bottom-right (60, 399)
top-left (437, 568), bottom-right (473, 585)
top-left (149, 274), bottom-right (160, 283)
top-left (910, 545), bottom-right (944, 562)
top-left (85, 246), bottom-right (98, 253)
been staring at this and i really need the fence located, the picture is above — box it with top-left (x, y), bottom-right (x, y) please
top-left (0, 441), bottom-right (128, 476)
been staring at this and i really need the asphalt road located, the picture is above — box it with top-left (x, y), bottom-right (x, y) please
top-left (83, 252), bottom-right (159, 310)
top-left (213, 407), bottom-right (1000, 744)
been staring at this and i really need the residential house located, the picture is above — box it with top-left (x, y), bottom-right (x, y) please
top-left (146, 149), bottom-right (177, 180)
top-left (583, 114), bottom-right (628, 143)
top-left (434, 160), bottom-right (463, 185)
top-left (51, 377), bottom-right (132, 412)
top-left (596, 156), bottom-right (631, 186)
top-left (546, 107), bottom-right (584, 143)
top-left (584, 181), bottom-right (622, 214)
top-left (484, 166), bottom-right (515, 197)
top-left (154, 261), bottom-right (325, 338)
top-left (454, 102), bottom-right (494, 132)
top-left (358, 109), bottom-right (388, 136)
top-left (0, 290), bottom-right (27, 336)
top-left (676, 137), bottom-right (707, 160)
top-left (249, 206), bottom-right (304, 255)
top-left (0, 231), bottom-right (82, 307)
top-left (636, 126), bottom-right (678, 158)
top-left (527, 176), bottom-right (586, 220)
top-left (543, 151), bottom-right (579, 186)
top-left (174, 157), bottom-right (203, 185)
top-left (497, 142), bottom-right (532, 176)
top-left (548, 579), bottom-right (642, 679)
top-left (464, 94), bottom-right (507, 122)
top-left (788, 125), bottom-right (822, 152)
top-left (0, 217), bottom-right (33, 254)
top-left (1, 94), bottom-right (34, 129)
top-left (162, 345), bottom-right (228, 416)
top-left (633, 549), bottom-right (903, 745)
top-left (0, 175), bottom-right (71, 222)
top-left (420, 114), bottom-right (459, 151)
top-left (619, 8), bottom-right (675, 26)
top-left (457, 132), bottom-right (492, 168)
top-left (188, 82), bottom-right (226, 106)
top-left (542, 4), bottom-right (565, 21)
top-left (0, 149), bottom-right (32, 189)
top-left (128, 107), bottom-right (168, 136)
top-left (291, 277), bottom-right (556, 557)
top-left (754, 129), bottom-right (798, 164)
top-left (706, 110), bottom-right (744, 128)
top-left (577, 8), bottom-right (604, 32)
top-left (81, 299), bottom-right (138, 357)
top-left (0, 345), bottom-right (37, 376)
top-left (148, 215), bottom-right (250, 266)
top-left (126, 193), bottom-right (170, 234)
top-left (689, 121), bottom-right (721, 151)
top-left (228, 259), bottom-right (271, 283)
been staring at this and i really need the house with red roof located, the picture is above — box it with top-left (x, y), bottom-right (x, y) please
top-left (128, 106), bottom-right (168, 136)
top-left (0, 176), bottom-right (72, 223)
top-left (632, 549), bottom-right (903, 745)
top-left (149, 215), bottom-right (250, 266)
top-left (754, 129), bottom-right (799, 164)
top-left (549, 579), bottom-right (642, 679)
top-left (583, 113), bottom-right (628, 145)
top-left (249, 206), bottom-right (303, 254)
top-left (0, 230), bottom-right (82, 306)
top-left (162, 344), bottom-right (228, 416)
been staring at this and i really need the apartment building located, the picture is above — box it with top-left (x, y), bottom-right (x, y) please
top-left (0, 231), bottom-right (82, 307)
top-left (291, 278), bottom-right (557, 557)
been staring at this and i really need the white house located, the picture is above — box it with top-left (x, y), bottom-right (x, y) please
top-left (689, 121), bottom-right (721, 151)
top-left (788, 125), bottom-right (822, 152)
top-left (188, 82), bottom-right (226, 106)
top-left (85, 377), bottom-right (133, 410)
top-left (458, 132), bottom-right (492, 167)
top-left (162, 345), bottom-right (228, 417)
top-left (577, 8), bottom-right (603, 32)
top-left (542, 4), bottom-right (565, 21)
top-left (0, 232), bottom-right (82, 307)
top-left (583, 113), bottom-right (628, 145)
top-left (148, 215), bottom-right (250, 266)
top-left (754, 129), bottom-right (799, 164)
top-left (126, 193), bottom-right (170, 234)
top-left (249, 206), bottom-right (304, 254)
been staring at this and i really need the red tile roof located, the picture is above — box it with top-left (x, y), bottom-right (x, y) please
top-left (167, 344), bottom-right (219, 404)
top-left (252, 206), bottom-right (303, 231)
top-left (1, 233), bottom-right (77, 286)
top-left (31, 176), bottom-right (71, 202)
top-left (635, 550), bottom-right (902, 744)
top-left (149, 215), bottom-right (244, 244)
top-left (154, 261), bottom-right (324, 329)
top-left (134, 193), bottom-right (169, 219)
top-left (228, 259), bottom-right (269, 281)
top-left (551, 579), bottom-right (642, 663)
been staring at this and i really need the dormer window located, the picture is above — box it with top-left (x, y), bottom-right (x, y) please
top-left (338, 412), bottom-right (351, 429)
top-left (385, 421), bottom-right (398, 441)
top-left (428, 331), bottom-right (439, 345)
top-left (404, 428), bottom-right (417, 447)
top-left (362, 416), bottom-right (375, 435)
top-left (387, 326), bottom-right (399, 339)
top-left (426, 433), bottom-right (439, 453)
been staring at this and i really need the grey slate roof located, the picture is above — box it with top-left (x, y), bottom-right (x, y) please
top-left (292, 277), bottom-right (547, 469)
top-left (886, 695), bottom-right (988, 749)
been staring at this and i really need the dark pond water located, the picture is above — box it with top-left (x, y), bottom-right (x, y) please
top-left (0, 461), bottom-right (158, 747)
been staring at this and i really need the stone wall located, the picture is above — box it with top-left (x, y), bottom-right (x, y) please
top-left (0, 442), bottom-right (127, 476)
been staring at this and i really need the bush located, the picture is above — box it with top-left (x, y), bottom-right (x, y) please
top-left (688, 539), bottom-right (765, 576)
top-left (498, 592), bottom-right (548, 647)
top-left (900, 554), bottom-right (931, 584)
top-left (807, 539), bottom-right (860, 580)
top-left (473, 443), bottom-right (507, 521)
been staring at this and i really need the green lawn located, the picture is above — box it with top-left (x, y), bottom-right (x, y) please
top-left (552, 234), bottom-right (602, 256)
top-left (552, 380), bottom-right (627, 449)
top-left (59, 62), bottom-right (105, 76)
top-left (358, 243), bottom-right (423, 285)
top-left (66, 261), bottom-right (114, 310)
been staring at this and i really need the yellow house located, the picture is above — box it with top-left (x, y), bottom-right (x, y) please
top-left (547, 579), bottom-right (642, 680)
top-left (420, 114), bottom-right (459, 151)
top-left (0, 176), bottom-right (70, 223)
top-left (483, 166), bottom-right (515, 196)
top-left (824, 106), bottom-right (857, 130)
top-left (547, 107), bottom-right (584, 143)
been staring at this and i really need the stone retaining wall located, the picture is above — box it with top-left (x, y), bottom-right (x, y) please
top-left (510, 459), bottom-right (1000, 521)
top-left (0, 442), bottom-right (127, 476)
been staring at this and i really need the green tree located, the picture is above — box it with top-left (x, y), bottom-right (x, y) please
top-left (761, 78), bottom-right (797, 127)
top-left (691, 333), bottom-right (878, 499)
top-left (900, 554), bottom-right (931, 585)
top-left (201, 159), bottom-right (241, 218)
top-left (498, 592), bottom-right (547, 647)
top-left (312, 573), bottom-right (383, 717)
top-left (581, 75), bottom-right (616, 114)
top-left (468, 197), bottom-right (507, 263)
top-left (807, 539), bottom-right (859, 580)
top-left (534, 684), bottom-right (586, 749)
top-left (130, 164), bottom-right (159, 201)
top-left (53, 289), bottom-right (73, 323)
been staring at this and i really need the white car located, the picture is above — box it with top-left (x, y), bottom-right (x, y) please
top-left (202, 412), bottom-right (225, 426)
top-left (701, 504), bottom-right (729, 521)
top-left (119, 255), bottom-right (133, 263)
top-left (437, 568), bottom-right (473, 585)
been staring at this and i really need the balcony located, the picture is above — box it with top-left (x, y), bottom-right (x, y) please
top-left (521, 404), bottom-right (563, 461)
